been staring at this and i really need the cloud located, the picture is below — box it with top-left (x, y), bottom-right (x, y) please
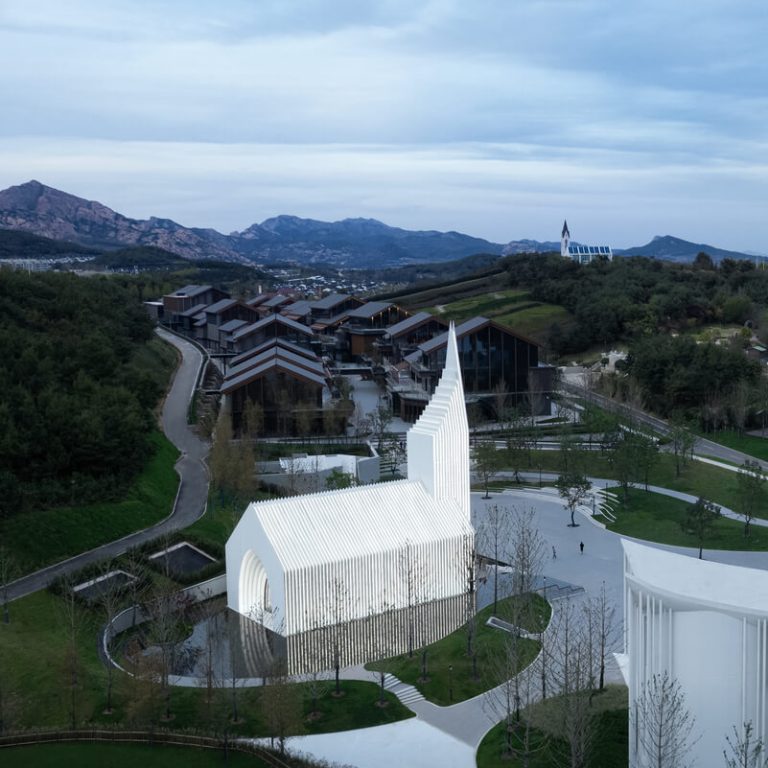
top-left (0, 1), bottom-right (766, 251)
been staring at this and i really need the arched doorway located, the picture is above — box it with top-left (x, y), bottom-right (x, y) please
top-left (238, 550), bottom-right (274, 629)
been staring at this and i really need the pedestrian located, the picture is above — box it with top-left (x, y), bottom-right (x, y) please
top-left (552, 545), bottom-right (557, 559)
top-left (580, 541), bottom-right (584, 554)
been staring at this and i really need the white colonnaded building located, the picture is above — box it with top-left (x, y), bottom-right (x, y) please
top-left (623, 539), bottom-right (768, 766)
top-left (225, 323), bottom-right (474, 642)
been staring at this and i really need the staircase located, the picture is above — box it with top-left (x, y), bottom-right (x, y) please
top-left (383, 672), bottom-right (425, 706)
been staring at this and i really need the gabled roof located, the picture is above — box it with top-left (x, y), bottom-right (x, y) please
top-left (311, 292), bottom-right (353, 311)
top-left (386, 311), bottom-right (446, 339)
top-left (346, 301), bottom-right (397, 320)
top-left (205, 298), bottom-right (239, 315)
top-left (169, 284), bottom-right (212, 298)
top-left (240, 479), bottom-right (468, 571)
top-left (282, 300), bottom-right (314, 318)
top-left (232, 313), bottom-right (315, 341)
top-left (221, 356), bottom-right (326, 393)
top-left (246, 294), bottom-right (271, 308)
top-left (230, 337), bottom-right (317, 367)
top-left (219, 318), bottom-right (249, 333)
top-left (310, 311), bottom-right (351, 331)
top-left (179, 302), bottom-right (210, 318)
top-left (263, 294), bottom-right (293, 309)
top-left (226, 346), bottom-right (325, 381)
top-left (417, 315), bottom-right (540, 355)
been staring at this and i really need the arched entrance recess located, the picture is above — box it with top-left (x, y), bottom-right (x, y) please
top-left (239, 550), bottom-right (273, 628)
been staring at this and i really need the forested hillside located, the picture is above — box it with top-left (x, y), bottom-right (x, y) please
top-left (0, 270), bottom-right (172, 515)
top-left (502, 253), bottom-right (768, 354)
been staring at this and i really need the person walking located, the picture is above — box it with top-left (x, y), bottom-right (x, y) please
top-left (552, 545), bottom-right (557, 559)
top-left (579, 541), bottom-right (584, 554)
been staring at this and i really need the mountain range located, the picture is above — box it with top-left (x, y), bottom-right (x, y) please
top-left (0, 181), bottom-right (504, 268)
top-left (0, 180), bottom-right (758, 268)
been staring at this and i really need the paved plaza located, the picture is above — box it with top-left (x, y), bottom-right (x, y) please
top-left (279, 485), bottom-right (768, 768)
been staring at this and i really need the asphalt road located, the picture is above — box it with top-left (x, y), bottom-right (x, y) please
top-left (6, 327), bottom-right (210, 601)
top-left (563, 383), bottom-right (768, 471)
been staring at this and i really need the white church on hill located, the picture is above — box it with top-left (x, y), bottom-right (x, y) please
top-left (561, 220), bottom-right (613, 264)
top-left (225, 324), bottom-right (474, 638)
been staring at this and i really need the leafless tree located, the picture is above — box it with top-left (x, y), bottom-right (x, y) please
top-left (479, 504), bottom-right (511, 613)
top-left (509, 508), bottom-right (545, 600)
top-left (327, 577), bottom-right (351, 695)
top-left (475, 441), bottom-right (503, 498)
top-left (242, 398), bottom-right (264, 441)
top-left (526, 375), bottom-right (546, 454)
top-left (736, 460), bottom-right (766, 538)
top-left (368, 402), bottom-right (393, 451)
top-left (0, 664), bottom-right (21, 735)
top-left (484, 611), bottom-right (542, 765)
top-left (399, 542), bottom-right (425, 658)
top-left (632, 671), bottom-right (697, 768)
top-left (96, 561), bottom-right (125, 715)
top-left (58, 575), bottom-right (83, 730)
top-left (550, 601), bottom-right (597, 768)
top-left (588, 582), bottom-right (619, 692)
top-left (145, 583), bottom-right (190, 722)
top-left (0, 546), bottom-right (18, 625)
top-left (260, 657), bottom-right (303, 756)
top-left (724, 721), bottom-right (768, 768)
top-left (504, 407), bottom-right (531, 482)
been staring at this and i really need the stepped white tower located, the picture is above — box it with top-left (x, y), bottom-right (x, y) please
top-left (225, 323), bottom-right (473, 637)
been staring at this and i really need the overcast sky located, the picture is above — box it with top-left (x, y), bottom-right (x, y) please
top-left (1, 0), bottom-right (766, 251)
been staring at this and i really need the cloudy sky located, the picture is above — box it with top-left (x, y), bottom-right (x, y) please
top-left (1, 0), bottom-right (766, 251)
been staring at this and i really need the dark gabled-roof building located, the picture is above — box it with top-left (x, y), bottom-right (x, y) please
top-left (341, 301), bottom-right (410, 359)
top-left (162, 285), bottom-right (230, 328)
top-left (201, 299), bottom-right (261, 349)
top-left (229, 313), bottom-right (315, 355)
top-left (394, 315), bottom-right (553, 422)
top-left (221, 340), bottom-right (329, 436)
top-left (378, 311), bottom-right (448, 361)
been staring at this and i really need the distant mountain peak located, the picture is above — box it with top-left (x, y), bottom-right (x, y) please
top-left (0, 181), bottom-right (504, 268)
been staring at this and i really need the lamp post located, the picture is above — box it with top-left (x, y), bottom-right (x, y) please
top-left (448, 664), bottom-right (453, 702)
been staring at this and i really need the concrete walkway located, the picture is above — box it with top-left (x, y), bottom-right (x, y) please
top-left (7, 328), bottom-right (210, 601)
top-left (277, 482), bottom-right (768, 767)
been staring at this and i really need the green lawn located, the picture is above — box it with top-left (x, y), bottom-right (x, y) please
top-left (368, 595), bottom-right (550, 706)
top-left (697, 428), bottom-right (768, 462)
top-left (603, 487), bottom-right (766, 551)
top-left (476, 686), bottom-right (628, 768)
top-left (423, 288), bottom-right (574, 343)
top-left (0, 743), bottom-right (268, 768)
top-left (0, 590), bottom-right (412, 735)
top-left (0, 431), bottom-right (180, 574)
top-left (492, 448), bottom-right (763, 522)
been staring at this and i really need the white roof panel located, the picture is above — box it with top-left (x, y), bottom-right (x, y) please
top-left (244, 479), bottom-right (469, 572)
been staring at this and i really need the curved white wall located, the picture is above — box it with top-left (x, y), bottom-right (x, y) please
top-left (624, 540), bottom-right (768, 767)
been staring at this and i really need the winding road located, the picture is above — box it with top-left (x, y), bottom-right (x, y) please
top-left (7, 327), bottom-right (210, 601)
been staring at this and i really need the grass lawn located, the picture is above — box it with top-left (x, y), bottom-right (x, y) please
top-left (0, 590), bottom-right (412, 736)
top-left (423, 288), bottom-right (574, 343)
top-left (492, 448), bottom-right (763, 522)
top-left (476, 685), bottom-right (628, 768)
top-left (697, 428), bottom-right (768, 463)
top-left (0, 743), bottom-right (269, 768)
top-left (0, 431), bottom-right (180, 574)
top-left (368, 594), bottom-right (550, 706)
top-left (603, 487), bottom-right (767, 551)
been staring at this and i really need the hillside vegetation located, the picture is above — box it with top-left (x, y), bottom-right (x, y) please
top-left (0, 270), bottom-right (175, 516)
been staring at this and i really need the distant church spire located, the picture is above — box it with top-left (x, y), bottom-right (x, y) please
top-left (561, 219), bottom-right (571, 258)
